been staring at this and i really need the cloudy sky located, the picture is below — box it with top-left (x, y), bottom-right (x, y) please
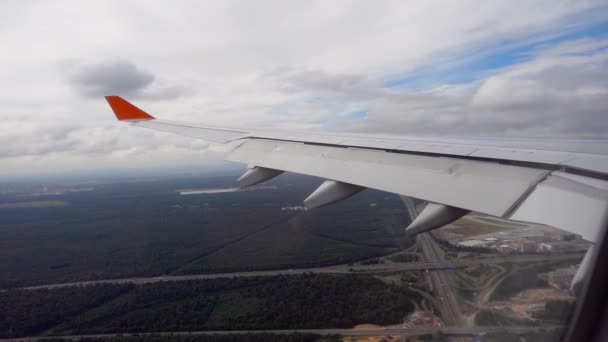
top-left (1, 0), bottom-right (607, 177)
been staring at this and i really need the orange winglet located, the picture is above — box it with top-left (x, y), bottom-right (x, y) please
top-left (105, 96), bottom-right (155, 121)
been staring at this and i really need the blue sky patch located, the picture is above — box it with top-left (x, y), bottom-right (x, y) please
top-left (385, 18), bottom-right (608, 91)
top-left (350, 109), bottom-right (368, 119)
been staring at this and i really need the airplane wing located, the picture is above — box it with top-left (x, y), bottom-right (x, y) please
top-left (106, 96), bottom-right (608, 289)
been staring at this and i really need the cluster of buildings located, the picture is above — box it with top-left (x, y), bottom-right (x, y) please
top-left (445, 221), bottom-right (590, 255)
top-left (281, 205), bottom-right (305, 211)
top-left (0, 183), bottom-right (95, 196)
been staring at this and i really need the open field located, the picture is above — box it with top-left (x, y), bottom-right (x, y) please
top-left (446, 216), bottom-right (516, 237)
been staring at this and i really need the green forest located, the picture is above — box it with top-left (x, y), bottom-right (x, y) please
top-left (490, 262), bottom-right (574, 301)
top-left (0, 274), bottom-right (419, 338)
top-left (0, 174), bottom-right (411, 288)
top-left (0, 284), bottom-right (133, 338)
top-left (40, 334), bottom-right (336, 342)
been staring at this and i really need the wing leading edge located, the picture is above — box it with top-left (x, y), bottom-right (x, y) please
top-left (106, 96), bottom-right (608, 291)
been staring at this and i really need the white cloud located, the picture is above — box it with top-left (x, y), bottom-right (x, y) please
top-left (268, 38), bottom-right (608, 138)
top-left (0, 0), bottom-right (606, 176)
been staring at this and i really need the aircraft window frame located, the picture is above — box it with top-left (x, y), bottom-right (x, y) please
top-left (564, 221), bottom-right (608, 341)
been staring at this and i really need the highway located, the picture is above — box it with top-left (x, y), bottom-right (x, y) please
top-left (7, 253), bottom-right (583, 291)
top-left (0, 325), bottom-right (566, 341)
top-left (418, 233), bottom-right (465, 326)
top-left (401, 196), bottom-right (465, 326)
